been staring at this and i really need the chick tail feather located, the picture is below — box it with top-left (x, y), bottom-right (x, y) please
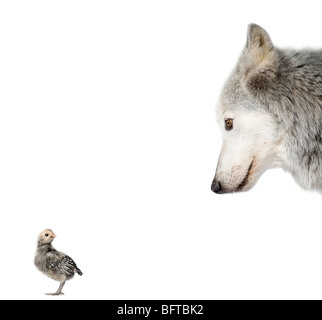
top-left (76, 267), bottom-right (83, 276)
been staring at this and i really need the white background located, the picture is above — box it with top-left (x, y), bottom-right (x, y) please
top-left (0, 0), bottom-right (321, 300)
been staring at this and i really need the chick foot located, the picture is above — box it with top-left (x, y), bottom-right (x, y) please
top-left (45, 292), bottom-right (65, 296)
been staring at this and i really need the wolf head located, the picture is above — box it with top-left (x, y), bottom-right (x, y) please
top-left (212, 24), bottom-right (283, 194)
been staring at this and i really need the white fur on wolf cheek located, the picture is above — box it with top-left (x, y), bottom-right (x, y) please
top-left (215, 110), bottom-right (279, 191)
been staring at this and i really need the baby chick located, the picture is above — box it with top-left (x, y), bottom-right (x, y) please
top-left (34, 229), bottom-right (83, 296)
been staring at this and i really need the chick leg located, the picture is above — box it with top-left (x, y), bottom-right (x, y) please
top-left (55, 281), bottom-right (66, 295)
top-left (46, 281), bottom-right (66, 296)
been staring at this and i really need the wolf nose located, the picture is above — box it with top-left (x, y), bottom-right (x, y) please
top-left (211, 180), bottom-right (222, 194)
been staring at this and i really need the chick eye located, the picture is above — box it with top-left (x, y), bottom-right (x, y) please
top-left (45, 234), bottom-right (49, 237)
top-left (225, 119), bottom-right (233, 131)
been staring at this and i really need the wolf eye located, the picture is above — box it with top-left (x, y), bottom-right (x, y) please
top-left (225, 119), bottom-right (233, 131)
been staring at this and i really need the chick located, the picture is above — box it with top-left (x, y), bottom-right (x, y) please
top-left (34, 229), bottom-right (83, 296)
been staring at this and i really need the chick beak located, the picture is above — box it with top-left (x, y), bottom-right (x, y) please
top-left (51, 234), bottom-right (56, 239)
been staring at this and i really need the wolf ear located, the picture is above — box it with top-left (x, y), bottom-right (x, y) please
top-left (240, 24), bottom-right (278, 94)
top-left (246, 23), bottom-right (275, 67)
top-left (245, 23), bottom-right (276, 67)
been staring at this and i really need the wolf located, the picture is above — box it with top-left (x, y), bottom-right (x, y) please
top-left (211, 24), bottom-right (322, 194)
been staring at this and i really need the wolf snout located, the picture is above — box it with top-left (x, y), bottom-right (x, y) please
top-left (211, 179), bottom-right (222, 194)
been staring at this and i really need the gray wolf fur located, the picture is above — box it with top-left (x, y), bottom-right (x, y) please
top-left (211, 24), bottom-right (322, 194)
